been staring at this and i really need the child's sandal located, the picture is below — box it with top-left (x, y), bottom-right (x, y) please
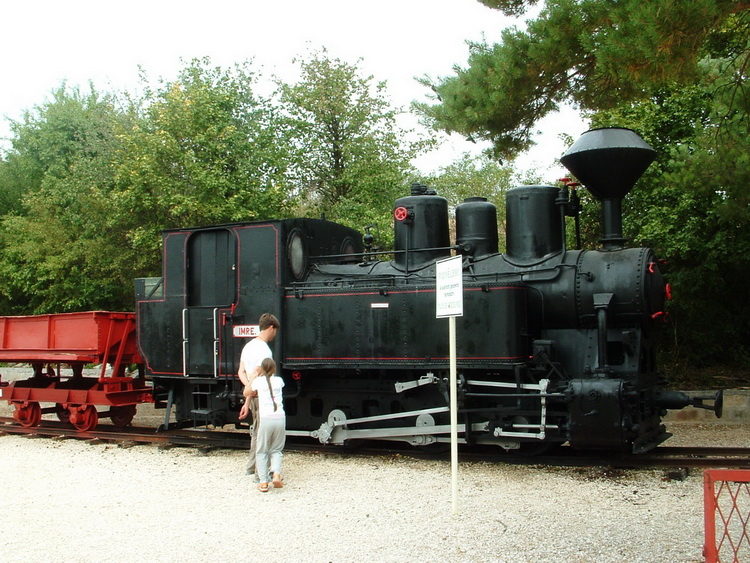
top-left (258, 482), bottom-right (269, 493)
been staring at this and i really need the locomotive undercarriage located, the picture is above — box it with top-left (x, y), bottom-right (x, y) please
top-left (298, 368), bottom-right (568, 451)
top-left (155, 357), bottom-right (695, 454)
top-left (290, 369), bottom-right (696, 454)
top-left (156, 364), bottom-right (575, 451)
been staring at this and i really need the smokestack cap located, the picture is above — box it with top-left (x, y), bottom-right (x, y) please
top-left (560, 127), bottom-right (656, 200)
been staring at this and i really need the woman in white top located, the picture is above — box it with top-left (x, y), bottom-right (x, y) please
top-left (246, 357), bottom-right (285, 492)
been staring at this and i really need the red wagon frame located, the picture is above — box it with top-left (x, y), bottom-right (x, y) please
top-left (0, 311), bottom-right (151, 431)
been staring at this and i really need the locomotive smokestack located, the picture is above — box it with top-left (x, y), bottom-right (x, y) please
top-left (560, 128), bottom-right (656, 250)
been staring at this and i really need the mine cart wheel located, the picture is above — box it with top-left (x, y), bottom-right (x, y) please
top-left (70, 405), bottom-right (98, 432)
top-left (55, 403), bottom-right (70, 423)
top-left (110, 405), bottom-right (136, 427)
top-left (14, 402), bottom-right (42, 428)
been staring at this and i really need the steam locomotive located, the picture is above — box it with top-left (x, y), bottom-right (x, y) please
top-left (1, 127), bottom-right (721, 452)
top-left (133, 127), bottom-right (720, 453)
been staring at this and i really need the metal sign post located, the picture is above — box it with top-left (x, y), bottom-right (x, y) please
top-left (436, 255), bottom-right (463, 514)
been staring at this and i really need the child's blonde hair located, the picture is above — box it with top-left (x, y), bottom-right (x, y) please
top-left (260, 357), bottom-right (278, 411)
top-left (260, 357), bottom-right (276, 376)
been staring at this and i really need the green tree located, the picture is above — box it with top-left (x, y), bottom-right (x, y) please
top-left (581, 10), bottom-right (750, 370)
top-left (0, 85), bottom-right (135, 313)
top-left (418, 2), bottom-right (750, 375)
top-left (420, 153), bottom-right (515, 247)
top-left (0, 59), bottom-right (296, 314)
top-left (114, 58), bottom-right (294, 268)
top-left (278, 51), bottom-right (429, 245)
top-left (0, 84), bottom-right (125, 214)
top-left (424, 153), bottom-right (514, 211)
top-left (590, 79), bottom-right (750, 370)
top-left (418, 0), bottom-right (748, 161)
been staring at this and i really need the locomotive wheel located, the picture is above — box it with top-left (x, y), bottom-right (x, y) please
top-left (418, 442), bottom-right (450, 454)
top-left (55, 403), bottom-right (70, 423)
top-left (415, 413), bottom-right (449, 452)
top-left (14, 402), bottom-right (42, 428)
top-left (510, 441), bottom-right (556, 457)
top-left (70, 405), bottom-right (98, 432)
top-left (504, 416), bottom-right (555, 457)
top-left (110, 405), bottom-right (136, 427)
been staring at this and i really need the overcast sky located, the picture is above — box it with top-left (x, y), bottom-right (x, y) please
top-left (1, 0), bottom-right (587, 177)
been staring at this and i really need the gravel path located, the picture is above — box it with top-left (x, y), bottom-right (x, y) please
top-left (2, 427), bottom-right (746, 563)
top-left (1, 367), bottom-right (747, 562)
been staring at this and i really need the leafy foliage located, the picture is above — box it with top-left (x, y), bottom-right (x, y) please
top-left (588, 42), bottom-right (750, 368)
top-left (0, 60), bottom-right (295, 313)
top-left (113, 59), bottom-right (294, 267)
top-left (418, 0), bottom-right (747, 161)
top-left (419, 153), bottom-right (515, 247)
top-left (420, 2), bottom-right (750, 371)
top-left (278, 51), bottom-right (429, 246)
top-left (0, 85), bottom-right (135, 312)
top-left (0, 55), bottom-right (427, 312)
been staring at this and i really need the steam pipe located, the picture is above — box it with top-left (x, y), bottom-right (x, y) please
top-left (601, 199), bottom-right (626, 249)
top-left (556, 187), bottom-right (569, 252)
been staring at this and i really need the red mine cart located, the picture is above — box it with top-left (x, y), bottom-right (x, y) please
top-left (0, 311), bottom-right (150, 431)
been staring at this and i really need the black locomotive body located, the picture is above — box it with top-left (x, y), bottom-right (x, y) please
top-left (136, 128), bottom-right (720, 453)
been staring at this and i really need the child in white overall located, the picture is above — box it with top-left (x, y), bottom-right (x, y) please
top-left (247, 357), bottom-right (285, 492)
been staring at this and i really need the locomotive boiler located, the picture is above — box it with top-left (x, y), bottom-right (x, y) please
top-left (134, 127), bottom-right (720, 453)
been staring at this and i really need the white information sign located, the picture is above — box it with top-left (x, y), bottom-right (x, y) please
top-left (435, 254), bottom-right (464, 514)
top-left (436, 255), bottom-right (464, 318)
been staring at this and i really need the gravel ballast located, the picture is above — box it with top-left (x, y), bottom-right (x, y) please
top-left (1, 367), bottom-right (747, 562)
top-left (2, 423), bottom-right (748, 563)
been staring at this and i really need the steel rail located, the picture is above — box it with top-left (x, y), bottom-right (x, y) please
top-left (1, 417), bottom-right (749, 469)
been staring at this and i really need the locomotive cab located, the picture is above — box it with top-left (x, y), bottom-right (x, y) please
top-left (135, 218), bottom-right (362, 429)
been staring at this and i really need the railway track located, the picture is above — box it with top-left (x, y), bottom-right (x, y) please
top-left (1, 417), bottom-right (749, 469)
